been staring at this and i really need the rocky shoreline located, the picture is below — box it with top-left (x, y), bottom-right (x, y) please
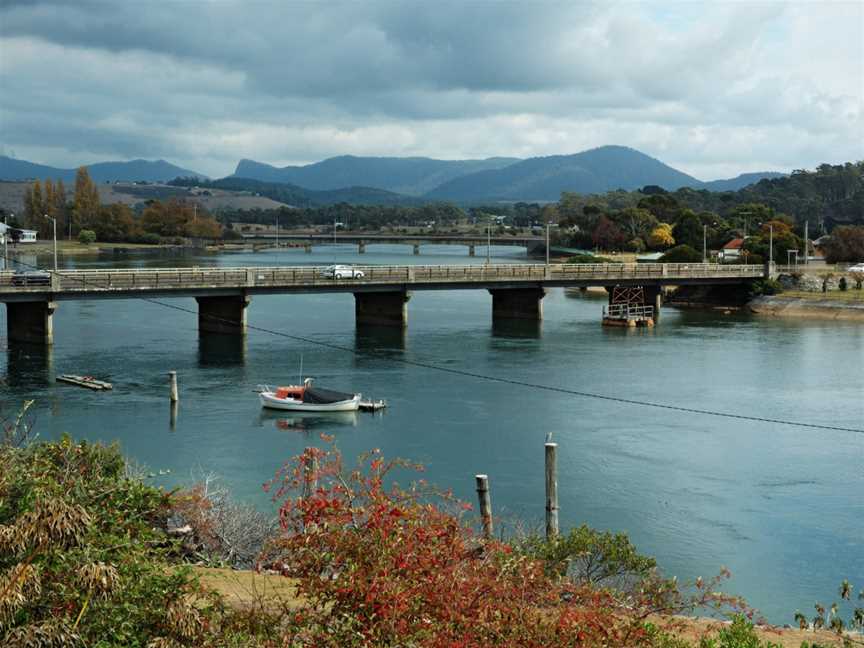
top-left (748, 295), bottom-right (864, 321)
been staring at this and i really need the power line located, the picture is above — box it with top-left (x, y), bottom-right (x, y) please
top-left (4, 255), bottom-right (863, 435)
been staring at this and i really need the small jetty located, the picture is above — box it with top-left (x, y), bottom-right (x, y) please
top-left (601, 304), bottom-right (655, 328)
top-left (359, 399), bottom-right (387, 412)
top-left (57, 375), bottom-right (113, 391)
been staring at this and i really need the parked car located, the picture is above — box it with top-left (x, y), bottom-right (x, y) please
top-left (848, 263), bottom-right (864, 273)
top-left (11, 270), bottom-right (51, 286)
top-left (320, 265), bottom-right (365, 279)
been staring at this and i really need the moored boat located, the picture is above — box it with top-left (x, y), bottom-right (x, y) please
top-left (258, 378), bottom-right (361, 412)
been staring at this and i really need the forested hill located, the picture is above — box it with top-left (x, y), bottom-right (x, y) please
top-left (0, 156), bottom-right (207, 183)
top-left (424, 146), bottom-right (784, 201)
top-left (170, 176), bottom-right (427, 207)
top-left (232, 155), bottom-right (521, 196)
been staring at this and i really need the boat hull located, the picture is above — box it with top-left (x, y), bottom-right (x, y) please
top-left (259, 392), bottom-right (361, 412)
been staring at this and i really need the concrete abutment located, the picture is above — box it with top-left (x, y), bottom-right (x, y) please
top-left (489, 288), bottom-right (546, 322)
top-left (354, 291), bottom-right (411, 327)
top-left (195, 294), bottom-right (250, 335)
top-left (5, 300), bottom-right (57, 345)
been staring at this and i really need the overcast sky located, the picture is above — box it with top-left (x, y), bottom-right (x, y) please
top-left (0, 0), bottom-right (861, 180)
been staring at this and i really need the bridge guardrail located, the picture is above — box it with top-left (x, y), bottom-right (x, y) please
top-left (0, 263), bottom-right (765, 294)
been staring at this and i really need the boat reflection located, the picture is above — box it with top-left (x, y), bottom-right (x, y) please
top-left (258, 409), bottom-right (359, 432)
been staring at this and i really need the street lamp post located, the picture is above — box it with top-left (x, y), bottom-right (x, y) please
top-left (486, 217), bottom-right (491, 265)
top-left (2, 213), bottom-right (8, 271)
top-left (45, 214), bottom-right (57, 271)
top-left (545, 222), bottom-right (550, 266)
top-left (275, 213), bottom-right (279, 249)
top-left (768, 223), bottom-right (773, 266)
top-left (703, 224), bottom-right (708, 263)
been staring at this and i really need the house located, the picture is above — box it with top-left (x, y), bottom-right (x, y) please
top-left (719, 238), bottom-right (744, 261)
top-left (636, 252), bottom-right (664, 263)
top-left (1, 226), bottom-right (37, 244)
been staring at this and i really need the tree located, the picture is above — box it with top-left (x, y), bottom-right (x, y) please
top-left (672, 210), bottom-right (703, 249)
top-left (592, 215), bottom-right (627, 251)
top-left (823, 225), bottom-right (864, 263)
top-left (648, 223), bottom-right (675, 250)
top-left (659, 244), bottom-right (702, 262)
top-left (23, 180), bottom-right (45, 232)
top-left (78, 229), bottom-right (96, 244)
top-left (73, 166), bottom-right (100, 235)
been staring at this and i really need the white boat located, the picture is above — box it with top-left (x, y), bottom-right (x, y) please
top-left (258, 378), bottom-right (361, 412)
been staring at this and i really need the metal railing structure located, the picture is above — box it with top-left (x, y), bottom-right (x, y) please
top-left (0, 263), bottom-right (765, 297)
top-left (602, 303), bottom-right (655, 321)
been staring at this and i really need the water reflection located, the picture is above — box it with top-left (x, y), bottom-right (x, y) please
top-left (491, 319), bottom-right (542, 339)
top-left (258, 409), bottom-right (359, 432)
top-left (4, 342), bottom-right (53, 387)
top-left (198, 333), bottom-right (246, 366)
top-left (354, 324), bottom-right (406, 352)
top-left (169, 401), bottom-right (179, 431)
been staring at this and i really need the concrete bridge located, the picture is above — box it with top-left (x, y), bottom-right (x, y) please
top-left (240, 233), bottom-right (546, 255)
top-left (1, 263), bottom-right (764, 344)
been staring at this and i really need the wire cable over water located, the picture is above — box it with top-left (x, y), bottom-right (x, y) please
top-left (5, 256), bottom-right (863, 434)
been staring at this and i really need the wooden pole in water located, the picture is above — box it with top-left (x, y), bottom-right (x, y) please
top-left (545, 442), bottom-right (559, 539)
top-left (168, 371), bottom-right (179, 403)
top-left (302, 451), bottom-right (318, 500)
top-left (475, 474), bottom-right (493, 540)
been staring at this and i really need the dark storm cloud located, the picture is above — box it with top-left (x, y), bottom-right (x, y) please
top-left (0, 1), bottom-right (861, 178)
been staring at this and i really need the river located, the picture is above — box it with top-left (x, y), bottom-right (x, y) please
top-left (2, 243), bottom-right (862, 623)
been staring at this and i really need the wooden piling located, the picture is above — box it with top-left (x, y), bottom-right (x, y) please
top-left (475, 474), bottom-right (493, 540)
top-left (168, 371), bottom-right (179, 403)
top-left (302, 451), bottom-right (318, 500)
top-left (545, 442), bottom-right (559, 539)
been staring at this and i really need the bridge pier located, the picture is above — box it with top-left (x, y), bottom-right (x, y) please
top-left (489, 288), bottom-right (546, 321)
top-left (358, 241), bottom-right (366, 254)
top-left (413, 244), bottom-right (420, 255)
top-left (644, 286), bottom-right (662, 322)
top-left (354, 290), bottom-right (411, 327)
top-left (5, 300), bottom-right (56, 345)
top-left (468, 245), bottom-right (475, 257)
top-left (195, 294), bottom-right (250, 335)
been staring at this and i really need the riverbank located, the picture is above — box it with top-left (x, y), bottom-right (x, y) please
top-left (749, 292), bottom-right (864, 321)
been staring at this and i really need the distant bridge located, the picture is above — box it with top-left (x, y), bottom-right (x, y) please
top-left (240, 233), bottom-right (546, 255)
top-left (1, 263), bottom-right (765, 345)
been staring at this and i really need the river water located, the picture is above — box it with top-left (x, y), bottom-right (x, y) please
top-left (2, 244), bottom-right (862, 623)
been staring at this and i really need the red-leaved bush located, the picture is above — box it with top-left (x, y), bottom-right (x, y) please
top-left (261, 440), bottom-right (751, 647)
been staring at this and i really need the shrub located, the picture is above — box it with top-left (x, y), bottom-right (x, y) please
top-left (698, 615), bottom-right (783, 648)
top-left (77, 229), bottom-right (96, 244)
top-left (749, 278), bottom-right (783, 297)
top-left (660, 245), bottom-right (702, 263)
top-left (139, 232), bottom-right (161, 245)
top-left (262, 442), bottom-right (751, 647)
top-left (839, 277), bottom-right (848, 291)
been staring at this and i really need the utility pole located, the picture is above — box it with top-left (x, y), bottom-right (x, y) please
top-left (803, 220), bottom-right (808, 266)
top-left (486, 217), bottom-right (491, 265)
top-left (2, 213), bottom-right (8, 271)
top-left (275, 213), bottom-right (279, 249)
top-left (45, 214), bottom-right (57, 271)
top-left (703, 224), bottom-right (708, 263)
top-left (769, 223), bottom-right (773, 267)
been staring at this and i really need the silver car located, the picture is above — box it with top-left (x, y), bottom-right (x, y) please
top-left (320, 264), bottom-right (365, 279)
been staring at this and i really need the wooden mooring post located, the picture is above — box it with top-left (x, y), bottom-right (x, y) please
top-left (168, 370), bottom-right (179, 403)
top-left (475, 474), bottom-right (493, 540)
top-left (545, 442), bottom-right (559, 539)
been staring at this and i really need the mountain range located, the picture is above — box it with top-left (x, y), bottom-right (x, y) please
top-left (1, 147), bottom-right (784, 203)
top-left (0, 156), bottom-right (207, 184)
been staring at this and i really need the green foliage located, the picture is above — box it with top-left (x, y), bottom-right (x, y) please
top-left (660, 245), bottom-right (703, 263)
top-left (78, 228), bottom-right (96, 244)
top-left (749, 278), bottom-right (783, 297)
top-left (516, 524), bottom-right (657, 588)
top-left (838, 277), bottom-right (848, 291)
top-left (698, 615), bottom-right (783, 648)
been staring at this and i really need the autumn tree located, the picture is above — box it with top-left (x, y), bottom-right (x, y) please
top-left (73, 166), bottom-right (100, 236)
top-left (592, 215), bottom-right (627, 251)
top-left (823, 225), bottom-right (864, 263)
top-left (648, 223), bottom-right (675, 250)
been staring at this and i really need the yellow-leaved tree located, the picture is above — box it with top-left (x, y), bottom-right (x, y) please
top-left (648, 223), bottom-right (675, 250)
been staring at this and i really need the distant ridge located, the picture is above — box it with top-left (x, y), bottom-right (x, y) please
top-left (232, 155), bottom-right (521, 196)
top-left (701, 171), bottom-right (787, 192)
top-left (424, 146), bottom-right (784, 201)
top-left (0, 156), bottom-right (207, 183)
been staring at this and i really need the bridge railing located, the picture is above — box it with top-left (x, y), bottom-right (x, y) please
top-left (0, 263), bottom-right (765, 294)
top-left (602, 303), bottom-right (655, 320)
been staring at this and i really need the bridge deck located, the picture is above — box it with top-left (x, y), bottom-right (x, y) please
top-left (0, 263), bottom-right (763, 302)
